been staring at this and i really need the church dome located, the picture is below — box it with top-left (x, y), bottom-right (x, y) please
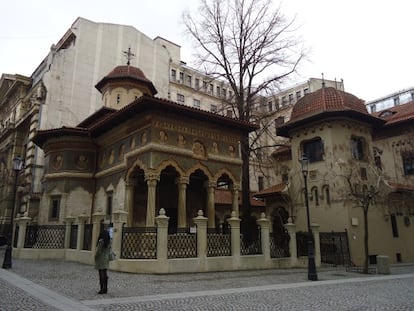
top-left (290, 87), bottom-right (368, 122)
top-left (277, 87), bottom-right (385, 137)
top-left (95, 65), bottom-right (157, 96)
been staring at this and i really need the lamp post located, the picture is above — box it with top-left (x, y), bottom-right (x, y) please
top-left (301, 155), bottom-right (318, 281)
top-left (2, 155), bottom-right (23, 269)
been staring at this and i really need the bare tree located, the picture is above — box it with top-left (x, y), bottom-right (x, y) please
top-left (183, 0), bottom-right (305, 240)
top-left (338, 161), bottom-right (386, 274)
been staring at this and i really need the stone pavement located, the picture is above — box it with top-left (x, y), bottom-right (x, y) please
top-left (1, 247), bottom-right (414, 310)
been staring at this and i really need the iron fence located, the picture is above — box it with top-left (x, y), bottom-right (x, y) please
top-left (167, 229), bottom-right (197, 259)
top-left (69, 225), bottom-right (78, 249)
top-left (320, 231), bottom-right (350, 266)
top-left (207, 230), bottom-right (231, 257)
top-left (24, 225), bottom-right (65, 249)
top-left (121, 227), bottom-right (157, 259)
top-left (296, 231), bottom-right (309, 257)
top-left (269, 232), bottom-right (290, 258)
top-left (240, 228), bottom-right (262, 255)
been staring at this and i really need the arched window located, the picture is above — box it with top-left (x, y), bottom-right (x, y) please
top-left (302, 137), bottom-right (324, 162)
top-left (322, 185), bottom-right (331, 205)
top-left (311, 186), bottom-right (319, 206)
top-left (350, 135), bottom-right (366, 160)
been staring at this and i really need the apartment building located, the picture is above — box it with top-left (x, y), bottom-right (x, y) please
top-left (366, 86), bottom-right (414, 113)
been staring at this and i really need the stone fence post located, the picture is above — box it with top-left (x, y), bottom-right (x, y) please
top-left (112, 210), bottom-right (128, 259)
top-left (311, 223), bottom-right (321, 267)
top-left (256, 213), bottom-right (270, 261)
top-left (155, 208), bottom-right (169, 266)
top-left (285, 218), bottom-right (298, 267)
top-left (227, 211), bottom-right (241, 268)
top-left (15, 215), bottom-right (31, 249)
top-left (193, 210), bottom-right (208, 261)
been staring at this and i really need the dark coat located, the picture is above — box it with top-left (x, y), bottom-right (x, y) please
top-left (94, 239), bottom-right (110, 270)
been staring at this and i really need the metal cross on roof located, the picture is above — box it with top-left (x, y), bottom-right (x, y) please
top-left (123, 47), bottom-right (136, 66)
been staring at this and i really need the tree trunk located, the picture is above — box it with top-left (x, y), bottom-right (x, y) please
top-left (363, 207), bottom-right (369, 274)
top-left (240, 133), bottom-right (256, 245)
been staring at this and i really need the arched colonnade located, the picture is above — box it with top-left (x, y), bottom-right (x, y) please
top-left (125, 158), bottom-right (240, 231)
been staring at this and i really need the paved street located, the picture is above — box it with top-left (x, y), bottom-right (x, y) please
top-left (1, 247), bottom-right (414, 310)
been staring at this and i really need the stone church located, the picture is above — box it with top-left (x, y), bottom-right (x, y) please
top-left (33, 64), bottom-right (258, 234)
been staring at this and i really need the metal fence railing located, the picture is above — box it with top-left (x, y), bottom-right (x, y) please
top-left (24, 225), bottom-right (65, 249)
top-left (207, 229), bottom-right (231, 257)
top-left (269, 232), bottom-right (290, 258)
top-left (121, 227), bottom-right (157, 259)
top-left (167, 228), bottom-right (197, 259)
top-left (69, 225), bottom-right (78, 249)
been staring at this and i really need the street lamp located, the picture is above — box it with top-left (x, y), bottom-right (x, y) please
top-left (301, 155), bottom-right (318, 281)
top-left (2, 155), bottom-right (23, 269)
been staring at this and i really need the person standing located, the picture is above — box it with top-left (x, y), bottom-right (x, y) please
top-left (95, 230), bottom-right (110, 294)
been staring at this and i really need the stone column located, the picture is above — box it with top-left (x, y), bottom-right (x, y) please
top-left (112, 210), bottom-right (128, 259)
top-left (205, 181), bottom-right (216, 229)
top-left (285, 218), bottom-right (298, 267)
top-left (145, 173), bottom-right (159, 227)
top-left (231, 184), bottom-right (240, 217)
top-left (193, 210), bottom-right (208, 260)
top-left (155, 208), bottom-right (169, 268)
top-left (256, 213), bottom-right (270, 261)
top-left (125, 181), bottom-right (133, 226)
top-left (227, 211), bottom-right (241, 268)
top-left (311, 223), bottom-right (321, 267)
top-left (64, 216), bottom-right (76, 249)
top-left (176, 176), bottom-right (189, 228)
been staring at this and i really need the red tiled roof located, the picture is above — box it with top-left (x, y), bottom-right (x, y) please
top-left (253, 182), bottom-right (288, 198)
top-left (271, 145), bottom-right (291, 157)
top-left (33, 94), bottom-right (259, 148)
top-left (215, 189), bottom-right (265, 207)
top-left (32, 126), bottom-right (89, 147)
top-left (95, 65), bottom-right (157, 95)
top-left (385, 181), bottom-right (414, 192)
top-left (277, 87), bottom-right (385, 137)
top-left (77, 107), bottom-right (116, 128)
top-left (290, 87), bottom-right (368, 122)
top-left (373, 101), bottom-right (414, 126)
top-left (89, 94), bottom-right (259, 136)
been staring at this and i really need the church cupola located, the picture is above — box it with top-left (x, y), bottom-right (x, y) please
top-left (95, 48), bottom-right (157, 109)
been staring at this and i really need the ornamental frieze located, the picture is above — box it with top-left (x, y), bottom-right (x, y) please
top-left (154, 120), bottom-right (238, 144)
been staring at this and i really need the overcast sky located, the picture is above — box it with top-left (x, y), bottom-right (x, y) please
top-left (1, 0), bottom-right (412, 102)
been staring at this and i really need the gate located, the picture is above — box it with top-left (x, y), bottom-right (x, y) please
top-left (319, 231), bottom-right (350, 266)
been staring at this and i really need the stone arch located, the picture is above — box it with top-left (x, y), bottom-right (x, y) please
top-left (213, 168), bottom-right (237, 186)
top-left (187, 168), bottom-right (210, 225)
top-left (155, 159), bottom-right (185, 177)
top-left (126, 158), bottom-right (148, 181)
top-left (157, 165), bottom-right (180, 233)
top-left (127, 165), bottom-right (147, 227)
top-left (186, 162), bottom-right (213, 181)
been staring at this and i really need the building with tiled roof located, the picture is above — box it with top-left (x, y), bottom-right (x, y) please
top-left (265, 86), bottom-right (414, 266)
top-left (31, 63), bottom-right (257, 237)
